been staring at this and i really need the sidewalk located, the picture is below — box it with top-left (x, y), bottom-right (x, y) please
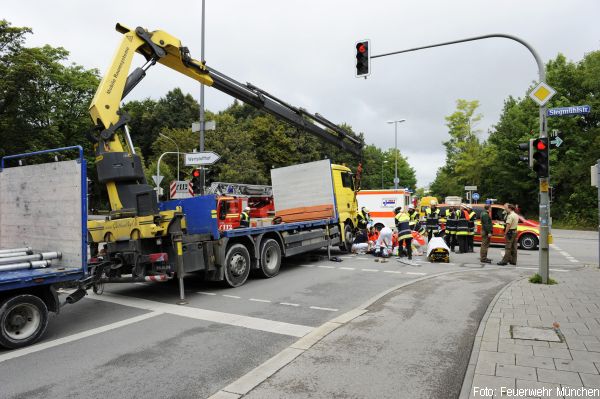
top-left (462, 266), bottom-right (600, 399)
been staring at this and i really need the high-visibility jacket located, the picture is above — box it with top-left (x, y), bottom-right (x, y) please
top-left (456, 210), bottom-right (469, 236)
top-left (408, 210), bottom-right (419, 230)
top-left (358, 210), bottom-right (371, 228)
top-left (468, 211), bottom-right (476, 235)
top-left (425, 208), bottom-right (440, 233)
top-left (240, 211), bottom-right (250, 227)
top-left (395, 213), bottom-right (412, 241)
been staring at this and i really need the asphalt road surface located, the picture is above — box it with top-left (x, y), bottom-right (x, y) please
top-left (0, 229), bottom-right (592, 399)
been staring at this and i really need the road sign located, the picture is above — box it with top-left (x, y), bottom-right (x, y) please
top-left (547, 105), bottom-right (590, 117)
top-left (472, 193), bottom-right (480, 201)
top-left (185, 151), bottom-right (220, 166)
top-left (592, 164), bottom-right (598, 187)
top-left (152, 175), bottom-right (163, 186)
top-left (192, 121), bottom-right (216, 132)
top-left (464, 185), bottom-right (477, 191)
top-left (550, 136), bottom-right (563, 148)
top-left (529, 82), bottom-right (556, 106)
top-left (393, 177), bottom-right (400, 184)
top-left (170, 180), bottom-right (193, 199)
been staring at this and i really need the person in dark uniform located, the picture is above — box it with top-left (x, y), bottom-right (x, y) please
top-left (424, 200), bottom-right (441, 242)
top-left (395, 207), bottom-right (413, 260)
top-left (357, 207), bottom-right (371, 230)
top-left (479, 204), bottom-right (493, 263)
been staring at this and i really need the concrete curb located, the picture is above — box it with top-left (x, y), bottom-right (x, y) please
top-left (207, 267), bottom-right (512, 399)
top-left (457, 276), bottom-right (522, 399)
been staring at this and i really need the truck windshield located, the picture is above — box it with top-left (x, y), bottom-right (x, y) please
top-left (341, 172), bottom-right (354, 190)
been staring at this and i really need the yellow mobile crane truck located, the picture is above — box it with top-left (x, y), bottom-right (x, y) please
top-left (87, 24), bottom-right (364, 296)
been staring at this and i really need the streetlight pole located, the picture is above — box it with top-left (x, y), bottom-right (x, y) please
top-left (159, 133), bottom-right (180, 180)
top-left (381, 160), bottom-right (388, 189)
top-left (387, 119), bottom-right (406, 190)
top-left (198, 0), bottom-right (206, 195)
top-left (156, 151), bottom-right (179, 201)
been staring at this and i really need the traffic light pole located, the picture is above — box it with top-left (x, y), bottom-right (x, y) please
top-left (371, 33), bottom-right (550, 283)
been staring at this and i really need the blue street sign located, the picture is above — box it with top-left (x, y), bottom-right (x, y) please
top-left (472, 192), bottom-right (480, 201)
top-left (547, 105), bottom-right (591, 117)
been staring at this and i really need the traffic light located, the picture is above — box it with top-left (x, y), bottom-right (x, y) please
top-left (532, 138), bottom-right (549, 178)
top-left (517, 139), bottom-right (534, 168)
top-left (191, 168), bottom-right (202, 195)
top-left (355, 40), bottom-right (370, 77)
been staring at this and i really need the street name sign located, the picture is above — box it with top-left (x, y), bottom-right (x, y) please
top-left (464, 185), bottom-right (477, 191)
top-left (529, 82), bottom-right (556, 106)
top-left (547, 105), bottom-right (591, 117)
top-left (185, 151), bottom-right (221, 166)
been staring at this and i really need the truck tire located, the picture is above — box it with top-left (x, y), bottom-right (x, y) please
top-left (223, 243), bottom-right (251, 287)
top-left (259, 239), bottom-right (282, 278)
top-left (339, 224), bottom-right (354, 252)
top-left (0, 294), bottom-right (49, 349)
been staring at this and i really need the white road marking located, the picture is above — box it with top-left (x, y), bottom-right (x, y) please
top-left (317, 265), bottom-right (335, 269)
top-left (569, 259), bottom-right (579, 263)
top-left (198, 292), bottom-right (217, 296)
top-left (222, 295), bottom-right (241, 299)
top-left (405, 272), bottom-right (427, 276)
top-left (361, 269), bottom-right (379, 272)
top-left (383, 270), bottom-right (403, 274)
top-left (280, 302), bottom-right (300, 307)
top-left (249, 298), bottom-right (271, 303)
top-left (90, 294), bottom-right (312, 337)
top-left (309, 306), bottom-right (339, 312)
top-left (299, 264), bottom-right (315, 268)
top-left (560, 251), bottom-right (570, 256)
top-left (0, 312), bottom-right (162, 364)
top-left (339, 267), bottom-right (355, 270)
top-left (515, 266), bottom-right (570, 273)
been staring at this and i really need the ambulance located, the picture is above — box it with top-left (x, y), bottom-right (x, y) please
top-left (356, 189), bottom-right (412, 230)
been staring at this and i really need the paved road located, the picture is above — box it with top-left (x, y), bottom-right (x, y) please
top-left (0, 230), bottom-right (590, 399)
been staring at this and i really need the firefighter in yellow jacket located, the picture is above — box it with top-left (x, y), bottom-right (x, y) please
top-left (394, 207), bottom-right (413, 260)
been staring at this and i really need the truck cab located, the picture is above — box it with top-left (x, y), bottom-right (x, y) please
top-left (331, 164), bottom-right (359, 249)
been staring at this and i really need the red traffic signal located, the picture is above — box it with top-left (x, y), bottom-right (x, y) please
top-left (532, 138), bottom-right (549, 178)
top-left (192, 169), bottom-right (201, 178)
top-left (536, 140), bottom-right (547, 151)
top-left (355, 40), bottom-right (370, 78)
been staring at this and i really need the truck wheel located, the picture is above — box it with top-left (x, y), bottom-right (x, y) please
top-left (519, 234), bottom-right (538, 250)
top-left (259, 239), bottom-right (282, 278)
top-left (223, 244), bottom-right (251, 287)
top-left (339, 224), bottom-right (354, 252)
top-left (0, 295), bottom-right (49, 349)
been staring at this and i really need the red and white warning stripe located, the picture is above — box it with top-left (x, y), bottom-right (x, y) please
top-left (144, 274), bottom-right (172, 282)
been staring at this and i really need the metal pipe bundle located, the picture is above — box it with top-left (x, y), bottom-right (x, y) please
top-left (0, 252), bottom-right (28, 258)
top-left (0, 247), bottom-right (32, 255)
top-left (0, 251), bottom-right (62, 266)
top-left (0, 260), bottom-right (51, 272)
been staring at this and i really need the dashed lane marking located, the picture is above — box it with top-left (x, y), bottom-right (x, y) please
top-left (309, 306), bottom-right (338, 312)
top-left (249, 298), bottom-right (271, 303)
top-left (89, 294), bottom-right (312, 337)
top-left (280, 302), bottom-right (300, 307)
top-left (317, 265), bottom-right (335, 269)
top-left (383, 270), bottom-right (403, 274)
top-left (361, 269), bottom-right (379, 272)
top-left (0, 312), bottom-right (162, 364)
top-left (198, 292), bottom-right (217, 296)
top-left (405, 272), bottom-right (427, 276)
top-left (339, 267), bottom-right (355, 270)
top-left (222, 295), bottom-right (241, 299)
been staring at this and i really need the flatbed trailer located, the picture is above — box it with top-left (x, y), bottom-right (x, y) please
top-left (0, 147), bottom-right (91, 349)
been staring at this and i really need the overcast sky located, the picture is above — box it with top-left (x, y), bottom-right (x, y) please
top-left (4, 0), bottom-right (599, 186)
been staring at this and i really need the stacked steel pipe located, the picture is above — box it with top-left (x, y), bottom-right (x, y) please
top-left (0, 247), bottom-right (61, 272)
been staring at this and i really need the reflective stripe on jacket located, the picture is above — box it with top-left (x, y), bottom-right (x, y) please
top-left (395, 213), bottom-right (412, 241)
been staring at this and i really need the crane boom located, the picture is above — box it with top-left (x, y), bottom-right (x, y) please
top-left (89, 23), bottom-right (363, 217)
